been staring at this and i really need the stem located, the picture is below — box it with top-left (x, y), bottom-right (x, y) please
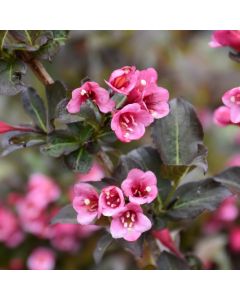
top-left (9, 31), bottom-right (54, 86)
top-left (164, 166), bottom-right (190, 208)
top-left (97, 151), bottom-right (114, 175)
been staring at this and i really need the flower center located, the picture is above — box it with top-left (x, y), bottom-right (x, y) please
top-left (120, 210), bottom-right (137, 229)
top-left (231, 93), bottom-right (240, 105)
top-left (113, 76), bottom-right (129, 89)
top-left (103, 188), bottom-right (121, 208)
top-left (120, 113), bottom-right (138, 138)
top-left (132, 184), bottom-right (151, 198)
top-left (84, 197), bottom-right (98, 212)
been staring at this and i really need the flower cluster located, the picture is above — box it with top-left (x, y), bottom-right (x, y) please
top-left (0, 173), bottom-right (99, 270)
top-left (72, 168), bottom-right (158, 241)
top-left (67, 66), bottom-right (169, 142)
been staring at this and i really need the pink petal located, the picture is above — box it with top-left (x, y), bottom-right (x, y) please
top-left (230, 105), bottom-right (240, 123)
top-left (110, 218), bottom-right (125, 238)
top-left (134, 213), bottom-right (152, 232)
top-left (123, 230), bottom-right (141, 242)
top-left (77, 208), bottom-right (97, 225)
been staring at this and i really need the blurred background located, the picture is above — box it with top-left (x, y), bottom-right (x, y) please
top-left (1, 30), bottom-right (240, 269)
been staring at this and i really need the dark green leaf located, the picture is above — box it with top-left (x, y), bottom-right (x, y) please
top-left (51, 204), bottom-right (78, 224)
top-left (21, 87), bottom-right (47, 132)
top-left (34, 31), bottom-right (68, 61)
top-left (113, 145), bottom-right (171, 199)
top-left (1, 132), bottom-right (45, 157)
top-left (117, 236), bottom-right (144, 258)
top-left (40, 132), bottom-right (80, 157)
top-left (0, 59), bottom-right (26, 96)
top-left (166, 178), bottom-right (231, 220)
top-left (152, 98), bottom-right (208, 173)
top-left (214, 167), bottom-right (240, 194)
top-left (45, 80), bottom-right (67, 124)
top-left (93, 234), bottom-right (113, 265)
top-left (64, 147), bottom-right (93, 173)
top-left (157, 251), bottom-right (190, 270)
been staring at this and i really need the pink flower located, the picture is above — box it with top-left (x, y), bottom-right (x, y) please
top-left (213, 106), bottom-right (232, 127)
top-left (50, 224), bottom-right (81, 252)
top-left (67, 81), bottom-right (114, 114)
top-left (110, 203), bottom-right (152, 241)
top-left (72, 183), bottom-right (99, 225)
top-left (106, 66), bottom-right (139, 95)
top-left (229, 227), bottom-right (240, 252)
top-left (215, 195), bottom-right (238, 222)
top-left (127, 68), bottom-right (170, 119)
top-left (0, 207), bottom-right (20, 243)
top-left (121, 168), bottom-right (158, 204)
top-left (28, 173), bottom-right (60, 205)
top-left (222, 87), bottom-right (240, 123)
top-left (77, 161), bottom-right (105, 182)
top-left (111, 103), bottom-right (153, 142)
top-left (209, 31), bottom-right (240, 52)
top-left (99, 186), bottom-right (125, 216)
top-left (227, 154), bottom-right (240, 167)
top-left (27, 247), bottom-right (56, 270)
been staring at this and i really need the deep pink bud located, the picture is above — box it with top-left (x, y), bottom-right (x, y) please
top-left (67, 81), bottom-right (114, 114)
top-left (110, 203), bottom-right (152, 242)
top-left (72, 183), bottom-right (99, 225)
top-left (111, 103), bottom-right (153, 142)
top-left (222, 87), bottom-right (240, 123)
top-left (152, 228), bottom-right (183, 258)
top-left (229, 227), bottom-right (240, 252)
top-left (121, 168), bottom-right (158, 204)
top-left (209, 31), bottom-right (240, 52)
top-left (99, 186), bottom-right (125, 216)
top-left (216, 195), bottom-right (238, 222)
top-left (27, 247), bottom-right (56, 270)
top-left (106, 66), bottom-right (139, 95)
top-left (0, 121), bottom-right (32, 134)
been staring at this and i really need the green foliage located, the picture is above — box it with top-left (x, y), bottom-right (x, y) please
top-left (157, 251), bottom-right (190, 270)
top-left (152, 98), bottom-right (208, 173)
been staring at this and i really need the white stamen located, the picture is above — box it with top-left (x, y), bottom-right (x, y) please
top-left (80, 89), bottom-right (87, 96)
top-left (128, 222), bottom-right (133, 228)
top-left (117, 198), bottom-right (120, 203)
top-left (111, 204), bottom-right (115, 208)
top-left (107, 201), bottom-right (111, 206)
top-left (84, 198), bottom-right (90, 205)
top-left (124, 132), bottom-right (130, 138)
top-left (124, 222), bottom-right (128, 228)
top-left (231, 96), bottom-right (235, 103)
top-left (145, 186), bottom-right (151, 192)
top-left (131, 215), bottom-right (135, 222)
top-left (121, 217), bottom-right (125, 223)
top-left (126, 212), bottom-right (130, 218)
top-left (123, 116), bottom-right (130, 123)
top-left (141, 79), bottom-right (147, 86)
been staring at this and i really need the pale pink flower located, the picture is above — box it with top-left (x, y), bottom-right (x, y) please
top-left (111, 103), bottom-right (153, 142)
top-left (213, 106), bottom-right (232, 127)
top-left (67, 81), bottom-right (114, 114)
top-left (222, 87), bottom-right (240, 123)
top-left (229, 227), bottom-right (240, 252)
top-left (50, 224), bottom-right (81, 252)
top-left (227, 154), bottom-right (240, 167)
top-left (77, 161), bottom-right (105, 182)
top-left (28, 173), bottom-right (60, 205)
top-left (110, 203), bottom-right (152, 242)
top-left (215, 195), bottom-right (238, 222)
top-left (106, 66), bottom-right (139, 95)
top-left (0, 207), bottom-right (19, 243)
top-left (121, 168), bottom-right (158, 204)
top-left (27, 247), bottom-right (56, 270)
top-left (209, 30), bottom-right (240, 52)
top-left (99, 186), bottom-right (125, 216)
top-left (72, 183), bottom-right (99, 225)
